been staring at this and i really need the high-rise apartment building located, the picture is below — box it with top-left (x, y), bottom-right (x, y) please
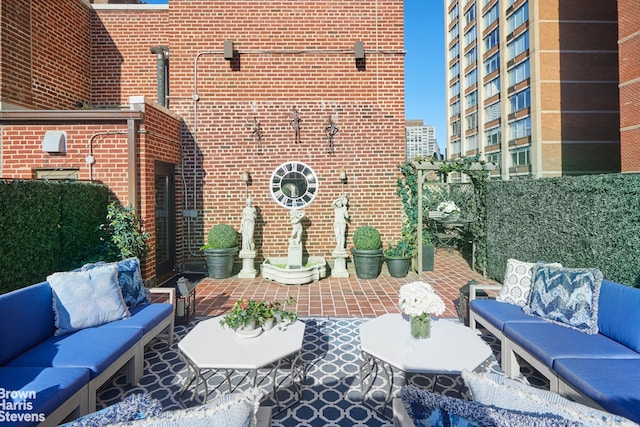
top-left (406, 120), bottom-right (440, 160)
top-left (618, 0), bottom-right (640, 172)
top-left (445, 0), bottom-right (620, 179)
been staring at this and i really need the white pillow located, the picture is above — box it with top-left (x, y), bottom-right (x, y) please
top-left (48, 264), bottom-right (130, 336)
top-left (462, 370), bottom-right (635, 426)
top-left (497, 259), bottom-right (561, 306)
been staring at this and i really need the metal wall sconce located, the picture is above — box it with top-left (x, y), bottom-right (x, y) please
top-left (339, 169), bottom-right (347, 193)
top-left (224, 40), bottom-right (234, 60)
top-left (354, 41), bottom-right (366, 71)
top-left (241, 170), bottom-right (250, 197)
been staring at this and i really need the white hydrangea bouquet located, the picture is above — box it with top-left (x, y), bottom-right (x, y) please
top-left (436, 201), bottom-right (460, 216)
top-left (398, 281), bottom-right (445, 319)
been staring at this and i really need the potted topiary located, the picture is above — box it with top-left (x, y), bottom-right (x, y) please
top-left (350, 225), bottom-right (383, 279)
top-left (201, 224), bottom-right (238, 279)
top-left (384, 238), bottom-right (414, 278)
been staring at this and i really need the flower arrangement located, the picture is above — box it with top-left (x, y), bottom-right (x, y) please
top-left (219, 296), bottom-right (297, 331)
top-left (436, 201), bottom-right (460, 216)
top-left (398, 281), bottom-right (445, 319)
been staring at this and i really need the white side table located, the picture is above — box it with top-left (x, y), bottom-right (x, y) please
top-left (359, 313), bottom-right (492, 415)
top-left (178, 317), bottom-right (305, 411)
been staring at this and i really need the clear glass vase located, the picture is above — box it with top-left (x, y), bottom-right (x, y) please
top-left (410, 315), bottom-right (431, 339)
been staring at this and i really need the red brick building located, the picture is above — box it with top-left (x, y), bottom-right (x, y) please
top-left (0, 1), bottom-right (406, 284)
top-left (619, 0), bottom-right (640, 172)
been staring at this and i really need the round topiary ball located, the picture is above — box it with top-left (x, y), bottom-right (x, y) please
top-left (353, 225), bottom-right (382, 250)
top-left (206, 224), bottom-right (238, 249)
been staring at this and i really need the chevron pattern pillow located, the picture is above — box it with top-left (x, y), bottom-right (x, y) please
top-left (524, 265), bottom-right (603, 334)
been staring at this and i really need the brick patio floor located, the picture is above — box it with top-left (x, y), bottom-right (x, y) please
top-left (190, 249), bottom-right (499, 320)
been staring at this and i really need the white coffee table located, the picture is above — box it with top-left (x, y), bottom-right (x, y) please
top-left (178, 317), bottom-right (305, 410)
top-left (359, 313), bottom-right (492, 413)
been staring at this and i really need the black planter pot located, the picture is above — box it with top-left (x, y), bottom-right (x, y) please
top-left (204, 247), bottom-right (238, 279)
top-left (422, 244), bottom-right (435, 271)
top-left (350, 248), bottom-right (383, 279)
top-left (385, 256), bottom-right (412, 278)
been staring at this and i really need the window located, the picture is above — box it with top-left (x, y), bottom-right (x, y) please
top-left (508, 59), bottom-right (530, 86)
top-left (452, 140), bottom-right (462, 155)
top-left (466, 112), bottom-right (478, 130)
top-left (486, 151), bottom-right (501, 166)
top-left (507, 2), bottom-right (529, 34)
top-left (484, 76), bottom-right (500, 98)
top-left (486, 127), bottom-right (501, 146)
top-left (464, 26), bottom-right (476, 48)
top-left (484, 27), bottom-right (499, 50)
top-left (451, 120), bottom-right (461, 137)
top-left (484, 100), bottom-right (501, 122)
top-left (508, 31), bottom-right (529, 61)
top-left (450, 100), bottom-right (461, 116)
top-left (467, 134), bottom-right (478, 150)
top-left (450, 61), bottom-right (460, 79)
top-left (510, 146), bottom-right (530, 167)
top-left (451, 81), bottom-right (460, 97)
top-left (465, 4), bottom-right (476, 25)
top-left (465, 46), bottom-right (477, 66)
top-left (449, 3), bottom-right (459, 21)
top-left (484, 52), bottom-right (500, 74)
top-left (35, 169), bottom-right (79, 180)
top-left (465, 68), bottom-right (477, 87)
top-left (483, 3), bottom-right (499, 28)
top-left (449, 23), bottom-right (459, 40)
top-left (466, 90), bottom-right (477, 108)
top-left (449, 42), bottom-right (460, 60)
top-left (509, 116), bottom-right (531, 140)
top-left (509, 88), bottom-right (530, 113)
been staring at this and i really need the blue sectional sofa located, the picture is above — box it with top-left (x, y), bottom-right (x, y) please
top-left (470, 275), bottom-right (640, 424)
top-left (0, 258), bottom-right (175, 427)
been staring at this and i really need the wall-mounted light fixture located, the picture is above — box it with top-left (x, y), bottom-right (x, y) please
top-left (42, 131), bottom-right (66, 153)
top-left (354, 41), bottom-right (366, 71)
top-left (241, 170), bottom-right (250, 197)
top-left (224, 40), bottom-right (234, 60)
top-left (339, 169), bottom-right (347, 193)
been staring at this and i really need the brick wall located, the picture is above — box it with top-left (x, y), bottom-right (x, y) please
top-left (94, 1), bottom-right (406, 265)
top-left (618, 0), bottom-right (640, 172)
top-left (0, 0), bottom-right (92, 109)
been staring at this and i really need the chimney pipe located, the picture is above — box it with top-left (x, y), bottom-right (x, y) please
top-left (149, 46), bottom-right (169, 107)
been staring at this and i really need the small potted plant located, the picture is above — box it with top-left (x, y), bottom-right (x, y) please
top-left (350, 225), bottom-right (383, 279)
top-left (437, 201), bottom-right (461, 220)
top-left (201, 224), bottom-right (238, 279)
top-left (259, 296), bottom-right (298, 330)
top-left (219, 298), bottom-right (263, 337)
top-left (384, 238), bottom-right (414, 278)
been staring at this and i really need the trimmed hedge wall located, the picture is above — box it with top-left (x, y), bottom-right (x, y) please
top-left (0, 180), bottom-right (109, 293)
top-left (485, 174), bottom-right (640, 287)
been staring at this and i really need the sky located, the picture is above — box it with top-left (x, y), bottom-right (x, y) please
top-left (142, 0), bottom-right (447, 152)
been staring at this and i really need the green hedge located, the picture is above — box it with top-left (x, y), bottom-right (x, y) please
top-left (0, 180), bottom-right (109, 293)
top-left (485, 174), bottom-right (640, 287)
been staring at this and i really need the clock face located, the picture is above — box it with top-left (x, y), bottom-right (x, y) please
top-left (270, 161), bottom-right (318, 209)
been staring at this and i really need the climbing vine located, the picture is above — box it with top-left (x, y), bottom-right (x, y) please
top-left (397, 154), bottom-right (494, 273)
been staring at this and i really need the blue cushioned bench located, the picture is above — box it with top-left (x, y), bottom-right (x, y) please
top-left (469, 279), bottom-right (640, 423)
top-left (0, 262), bottom-right (175, 427)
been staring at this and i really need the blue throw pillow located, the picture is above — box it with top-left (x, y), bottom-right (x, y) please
top-left (400, 385), bottom-right (571, 427)
top-left (524, 265), bottom-right (602, 334)
top-left (82, 258), bottom-right (150, 307)
top-left (48, 265), bottom-right (130, 336)
top-left (60, 393), bottom-right (162, 426)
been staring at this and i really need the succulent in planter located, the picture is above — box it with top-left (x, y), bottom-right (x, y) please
top-left (352, 225), bottom-right (382, 250)
top-left (219, 297), bottom-right (298, 333)
top-left (384, 239), bottom-right (414, 258)
top-left (201, 224), bottom-right (238, 279)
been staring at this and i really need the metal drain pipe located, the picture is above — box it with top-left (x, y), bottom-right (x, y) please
top-left (150, 46), bottom-right (169, 107)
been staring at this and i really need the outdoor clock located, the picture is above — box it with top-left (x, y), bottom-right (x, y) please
top-left (270, 161), bottom-right (318, 209)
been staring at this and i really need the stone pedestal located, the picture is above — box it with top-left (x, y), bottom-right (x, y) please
top-left (238, 249), bottom-right (257, 279)
top-left (288, 243), bottom-right (303, 268)
top-left (331, 249), bottom-right (349, 278)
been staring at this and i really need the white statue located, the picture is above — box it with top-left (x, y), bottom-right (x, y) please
top-left (332, 194), bottom-right (349, 250)
top-left (289, 209), bottom-right (305, 246)
top-left (240, 197), bottom-right (256, 251)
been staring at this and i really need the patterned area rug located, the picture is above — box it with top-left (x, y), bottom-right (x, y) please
top-left (97, 317), bottom-right (544, 426)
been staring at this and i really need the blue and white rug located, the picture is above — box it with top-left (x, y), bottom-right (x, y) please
top-left (97, 317), bottom-right (542, 426)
